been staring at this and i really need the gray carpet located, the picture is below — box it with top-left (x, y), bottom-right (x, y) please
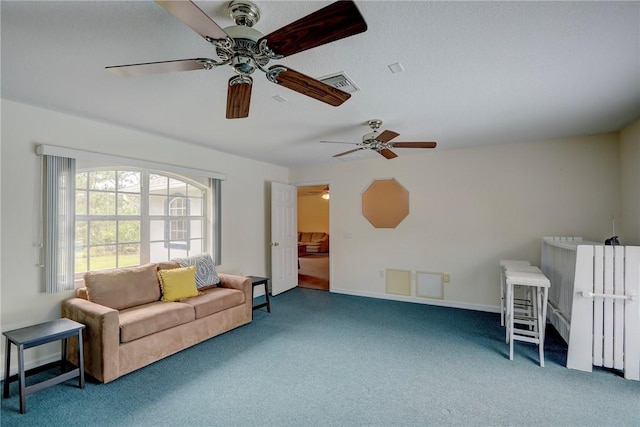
top-left (1, 288), bottom-right (638, 426)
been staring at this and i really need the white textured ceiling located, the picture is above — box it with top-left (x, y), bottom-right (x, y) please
top-left (2, 1), bottom-right (639, 167)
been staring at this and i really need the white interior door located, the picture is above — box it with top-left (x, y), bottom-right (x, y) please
top-left (271, 182), bottom-right (297, 295)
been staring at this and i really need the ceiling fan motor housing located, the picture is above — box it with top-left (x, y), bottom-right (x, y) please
top-left (218, 25), bottom-right (268, 74)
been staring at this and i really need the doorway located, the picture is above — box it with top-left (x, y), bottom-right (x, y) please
top-left (297, 184), bottom-right (330, 291)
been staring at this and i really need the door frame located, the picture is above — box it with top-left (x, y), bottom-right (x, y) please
top-left (295, 180), bottom-right (331, 291)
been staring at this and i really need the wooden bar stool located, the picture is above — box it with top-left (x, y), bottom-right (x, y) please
top-left (499, 260), bottom-right (530, 327)
top-left (505, 269), bottom-right (551, 366)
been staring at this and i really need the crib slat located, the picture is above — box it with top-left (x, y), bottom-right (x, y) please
top-left (613, 246), bottom-right (624, 370)
top-left (623, 246), bottom-right (640, 380)
top-left (567, 245), bottom-right (595, 372)
top-left (593, 245), bottom-right (604, 367)
top-left (603, 246), bottom-right (614, 368)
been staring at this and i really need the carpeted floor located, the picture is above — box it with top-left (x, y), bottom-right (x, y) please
top-left (298, 253), bottom-right (329, 290)
top-left (2, 288), bottom-right (638, 426)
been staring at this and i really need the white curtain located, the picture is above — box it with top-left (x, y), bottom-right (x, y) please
top-left (43, 155), bottom-right (76, 293)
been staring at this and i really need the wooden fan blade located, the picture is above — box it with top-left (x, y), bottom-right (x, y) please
top-left (106, 58), bottom-right (211, 77)
top-left (260, 0), bottom-right (367, 58)
top-left (156, 1), bottom-right (228, 41)
top-left (333, 148), bottom-right (366, 157)
top-left (379, 149), bottom-right (398, 159)
top-left (392, 142), bottom-right (438, 149)
top-left (226, 76), bottom-right (252, 119)
top-left (268, 66), bottom-right (350, 106)
top-left (376, 130), bottom-right (400, 143)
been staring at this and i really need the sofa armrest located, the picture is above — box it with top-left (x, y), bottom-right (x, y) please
top-left (61, 298), bottom-right (120, 383)
top-left (218, 274), bottom-right (252, 319)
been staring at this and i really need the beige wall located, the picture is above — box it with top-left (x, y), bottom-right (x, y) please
top-left (291, 133), bottom-right (624, 310)
top-left (620, 118), bottom-right (640, 245)
top-left (2, 98), bottom-right (637, 373)
top-left (298, 193), bottom-right (329, 233)
top-left (0, 100), bottom-right (288, 372)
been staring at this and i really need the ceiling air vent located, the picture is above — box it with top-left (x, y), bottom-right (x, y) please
top-left (318, 72), bottom-right (360, 93)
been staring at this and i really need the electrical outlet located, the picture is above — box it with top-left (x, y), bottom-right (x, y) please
top-left (443, 273), bottom-right (450, 283)
top-left (379, 270), bottom-right (384, 278)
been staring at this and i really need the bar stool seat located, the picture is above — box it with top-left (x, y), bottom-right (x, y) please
top-left (505, 269), bottom-right (551, 367)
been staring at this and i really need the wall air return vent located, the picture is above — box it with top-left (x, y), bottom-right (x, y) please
top-left (318, 72), bottom-right (360, 93)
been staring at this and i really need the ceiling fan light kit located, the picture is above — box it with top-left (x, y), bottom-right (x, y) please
top-left (321, 119), bottom-right (438, 160)
top-left (106, 0), bottom-right (368, 119)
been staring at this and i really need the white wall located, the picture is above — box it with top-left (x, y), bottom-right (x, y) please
top-left (620, 118), bottom-right (640, 245)
top-left (0, 100), bottom-right (288, 371)
top-left (291, 133), bottom-right (623, 310)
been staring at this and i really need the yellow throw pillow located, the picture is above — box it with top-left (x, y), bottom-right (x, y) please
top-left (157, 266), bottom-right (200, 302)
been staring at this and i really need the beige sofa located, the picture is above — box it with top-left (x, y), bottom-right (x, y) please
top-left (298, 232), bottom-right (329, 253)
top-left (61, 261), bottom-right (251, 383)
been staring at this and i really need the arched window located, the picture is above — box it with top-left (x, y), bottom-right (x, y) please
top-left (165, 194), bottom-right (190, 250)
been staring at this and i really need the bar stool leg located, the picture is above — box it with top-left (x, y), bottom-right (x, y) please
top-left (3, 337), bottom-right (11, 399)
top-left (500, 267), bottom-right (505, 327)
top-left (18, 344), bottom-right (26, 414)
top-left (505, 283), bottom-right (512, 344)
top-left (538, 287), bottom-right (549, 367)
top-left (77, 330), bottom-right (85, 388)
top-left (509, 286), bottom-right (515, 360)
top-left (264, 281), bottom-right (271, 313)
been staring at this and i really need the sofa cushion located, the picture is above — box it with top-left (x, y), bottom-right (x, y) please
top-left (157, 266), bottom-right (200, 302)
top-left (299, 232), bottom-right (312, 243)
top-left (180, 287), bottom-right (245, 319)
top-left (311, 232), bottom-right (326, 242)
top-left (119, 301), bottom-right (195, 343)
top-left (84, 263), bottom-right (160, 310)
top-left (172, 253), bottom-right (220, 289)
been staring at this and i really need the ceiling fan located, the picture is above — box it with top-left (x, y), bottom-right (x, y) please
top-left (321, 120), bottom-right (437, 159)
top-left (106, 0), bottom-right (367, 119)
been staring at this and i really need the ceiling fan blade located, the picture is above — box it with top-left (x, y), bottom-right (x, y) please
top-left (260, 0), bottom-right (367, 58)
top-left (320, 140), bottom-right (360, 145)
top-left (379, 148), bottom-right (398, 159)
top-left (268, 66), bottom-right (351, 106)
top-left (156, 1), bottom-right (228, 41)
top-left (376, 130), bottom-right (400, 143)
top-left (105, 58), bottom-right (212, 77)
top-left (226, 76), bottom-right (252, 119)
top-left (333, 148), bottom-right (366, 158)
top-left (392, 142), bottom-right (438, 149)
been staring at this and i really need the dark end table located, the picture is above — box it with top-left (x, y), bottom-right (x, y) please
top-left (247, 276), bottom-right (271, 316)
top-left (3, 318), bottom-right (85, 414)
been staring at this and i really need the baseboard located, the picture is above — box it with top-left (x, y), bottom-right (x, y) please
top-left (330, 287), bottom-right (500, 313)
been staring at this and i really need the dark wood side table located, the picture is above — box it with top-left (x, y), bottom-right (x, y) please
top-left (247, 276), bottom-right (271, 316)
top-left (3, 318), bottom-right (85, 414)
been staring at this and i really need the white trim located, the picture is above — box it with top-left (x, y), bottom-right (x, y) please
top-left (330, 287), bottom-right (500, 313)
top-left (36, 144), bottom-right (226, 181)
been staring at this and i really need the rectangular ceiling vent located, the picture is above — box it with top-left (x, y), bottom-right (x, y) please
top-left (318, 72), bottom-right (360, 93)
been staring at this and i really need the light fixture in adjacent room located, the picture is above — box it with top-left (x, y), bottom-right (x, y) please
top-left (321, 186), bottom-right (330, 200)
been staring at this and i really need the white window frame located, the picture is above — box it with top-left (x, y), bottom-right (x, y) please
top-left (75, 167), bottom-right (210, 277)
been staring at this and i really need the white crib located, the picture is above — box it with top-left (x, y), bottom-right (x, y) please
top-left (541, 237), bottom-right (640, 380)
